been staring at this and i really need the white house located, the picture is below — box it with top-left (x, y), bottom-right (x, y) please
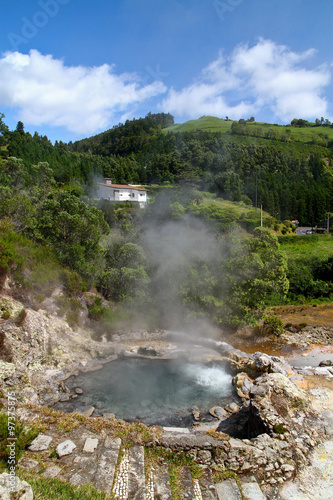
top-left (97, 178), bottom-right (147, 207)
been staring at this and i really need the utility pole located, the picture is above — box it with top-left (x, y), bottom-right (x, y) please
top-left (328, 212), bottom-right (330, 235)
top-left (255, 172), bottom-right (257, 211)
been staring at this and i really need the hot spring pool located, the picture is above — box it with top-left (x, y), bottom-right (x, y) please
top-left (56, 358), bottom-right (238, 427)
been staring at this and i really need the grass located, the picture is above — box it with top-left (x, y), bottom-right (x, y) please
top-left (27, 405), bottom-right (156, 447)
top-left (200, 194), bottom-right (269, 219)
top-left (278, 234), bottom-right (333, 261)
top-left (0, 412), bottom-right (41, 464)
top-left (144, 447), bottom-right (203, 500)
top-left (163, 116), bottom-right (333, 144)
top-left (270, 302), bottom-right (333, 327)
top-left (18, 470), bottom-right (115, 500)
top-left (212, 468), bottom-right (237, 483)
top-left (163, 115), bottom-right (232, 134)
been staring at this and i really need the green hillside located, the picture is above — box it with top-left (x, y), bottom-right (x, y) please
top-left (163, 115), bottom-right (232, 133)
top-left (164, 115), bottom-right (333, 147)
top-left (1, 111), bottom-right (333, 227)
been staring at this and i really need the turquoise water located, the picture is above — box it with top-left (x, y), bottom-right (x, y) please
top-left (59, 358), bottom-right (237, 426)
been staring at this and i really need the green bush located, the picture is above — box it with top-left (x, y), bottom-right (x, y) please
top-left (62, 269), bottom-right (87, 296)
top-left (15, 308), bottom-right (27, 326)
top-left (263, 314), bottom-right (284, 336)
top-left (87, 297), bottom-right (105, 321)
top-left (0, 412), bottom-right (39, 464)
top-left (0, 237), bottom-right (23, 284)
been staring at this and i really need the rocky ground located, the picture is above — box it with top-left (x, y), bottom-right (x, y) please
top-left (1, 287), bottom-right (333, 499)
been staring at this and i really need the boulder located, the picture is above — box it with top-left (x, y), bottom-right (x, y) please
top-left (232, 372), bottom-right (253, 399)
top-left (319, 360), bottom-right (333, 367)
top-left (0, 473), bottom-right (33, 500)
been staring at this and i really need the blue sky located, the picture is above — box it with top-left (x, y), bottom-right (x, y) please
top-left (0, 0), bottom-right (332, 142)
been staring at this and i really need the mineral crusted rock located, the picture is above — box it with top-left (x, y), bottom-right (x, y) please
top-left (209, 406), bottom-right (227, 419)
top-left (233, 372), bottom-right (253, 399)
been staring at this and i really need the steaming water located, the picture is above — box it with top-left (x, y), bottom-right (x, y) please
top-left (59, 358), bottom-right (236, 427)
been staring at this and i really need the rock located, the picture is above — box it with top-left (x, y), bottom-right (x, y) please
top-left (41, 466), bottom-right (62, 478)
top-left (197, 449), bottom-right (211, 464)
top-left (0, 473), bottom-right (33, 500)
top-left (69, 473), bottom-right (85, 485)
top-left (228, 438), bottom-right (251, 450)
top-left (314, 367), bottom-right (333, 377)
top-left (225, 402), bottom-right (240, 413)
top-left (83, 437), bottom-right (99, 453)
top-left (59, 394), bottom-right (70, 402)
top-left (75, 387), bottom-right (83, 394)
top-left (319, 360), bottom-right (333, 367)
top-left (216, 478), bottom-right (242, 498)
top-left (18, 458), bottom-right (40, 471)
top-left (209, 406), bottom-right (227, 419)
top-left (239, 475), bottom-right (266, 500)
top-left (84, 406), bottom-right (95, 417)
top-left (252, 352), bottom-right (272, 371)
top-left (138, 345), bottom-right (157, 356)
top-left (192, 409), bottom-right (200, 421)
top-left (250, 385), bottom-right (268, 396)
top-left (233, 372), bottom-right (253, 399)
top-left (28, 434), bottom-right (52, 451)
top-left (281, 464), bottom-right (295, 473)
top-left (56, 439), bottom-right (77, 457)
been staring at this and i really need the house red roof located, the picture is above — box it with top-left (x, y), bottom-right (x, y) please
top-left (98, 182), bottom-right (147, 191)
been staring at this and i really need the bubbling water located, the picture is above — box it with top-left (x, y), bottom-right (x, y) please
top-left (57, 358), bottom-right (238, 427)
top-left (184, 365), bottom-right (233, 391)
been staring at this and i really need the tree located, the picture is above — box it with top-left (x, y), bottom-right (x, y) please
top-left (29, 162), bottom-right (55, 190)
top-left (0, 114), bottom-right (9, 137)
top-left (157, 224), bottom-right (289, 327)
top-left (0, 113), bottom-right (9, 149)
top-left (34, 192), bottom-right (108, 281)
top-left (98, 241), bottom-right (150, 302)
top-left (16, 121), bottom-right (24, 134)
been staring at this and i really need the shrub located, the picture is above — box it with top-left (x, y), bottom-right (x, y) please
top-left (62, 269), bottom-right (87, 296)
top-left (298, 323), bottom-right (308, 329)
top-left (87, 296), bottom-right (105, 321)
top-left (0, 412), bottom-right (39, 464)
top-left (0, 237), bottom-right (23, 287)
top-left (15, 308), bottom-right (27, 326)
top-left (263, 314), bottom-right (284, 336)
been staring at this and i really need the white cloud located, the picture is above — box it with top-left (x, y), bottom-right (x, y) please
top-left (0, 50), bottom-right (167, 135)
top-left (161, 39), bottom-right (331, 122)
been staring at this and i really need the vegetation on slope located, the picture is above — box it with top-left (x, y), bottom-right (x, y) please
top-left (2, 112), bottom-right (333, 226)
top-left (0, 111), bottom-right (333, 330)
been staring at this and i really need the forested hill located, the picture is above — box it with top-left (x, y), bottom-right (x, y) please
top-left (69, 113), bottom-right (333, 226)
top-left (1, 112), bottom-right (333, 225)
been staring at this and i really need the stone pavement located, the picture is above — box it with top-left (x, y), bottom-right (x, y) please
top-left (19, 428), bottom-right (269, 499)
top-left (14, 422), bottom-right (333, 499)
